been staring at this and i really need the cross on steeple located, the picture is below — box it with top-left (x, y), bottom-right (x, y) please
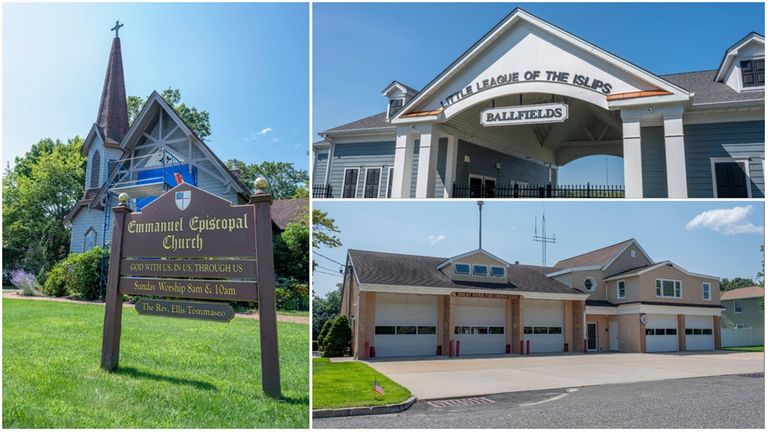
top-left (111, 20), bottom-right (124, 37)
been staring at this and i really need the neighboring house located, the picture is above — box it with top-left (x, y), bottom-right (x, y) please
top-left (313, 8), bottom-right (764, 199)
top-left (341, 238), bottom-right (723, 359)
top-left (719, 286), bottom-right (764, 347)
top-left (64, 32), bottom-right (297, 253)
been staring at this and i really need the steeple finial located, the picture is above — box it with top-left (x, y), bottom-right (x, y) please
top-left (111, 20), bottom-right (124, 38)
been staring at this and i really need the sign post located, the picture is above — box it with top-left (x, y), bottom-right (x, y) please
top-left (100, 181), bottom-right (281, 398)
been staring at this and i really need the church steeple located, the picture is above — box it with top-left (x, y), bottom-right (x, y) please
top-left (96, 22), bottom-right (128, 146)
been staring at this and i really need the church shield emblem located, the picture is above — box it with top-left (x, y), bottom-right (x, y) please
top-left (175, 191), bottom-right (191, 211)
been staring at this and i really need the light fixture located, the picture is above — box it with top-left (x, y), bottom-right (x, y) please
top-left (495, 163), bottom-right (502, 170)
top-left (464, 155), bottom-right (471, 164)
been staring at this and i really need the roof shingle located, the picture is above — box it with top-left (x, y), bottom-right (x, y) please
top-left (720, 286), bottom-right (764, 301)
top-left (661, 70), bottom-right (765, 105)
top-left (555, 239), bottom-right (634, 269)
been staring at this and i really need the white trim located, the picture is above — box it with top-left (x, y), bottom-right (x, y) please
top-left (386, 166), bottom-right (395, 198)
top-left (363, 167), bottom-right (383, 199)
top-left (702, 282), bottom-right (712, 301)
top-left (602, 239), bottom-right (654, 271)
top-left (734, 300), bottom-right (743, 313)
top-left (453, 262), bottom-right (471, 275)
top-left (655, 278), bottom-right (683, 299)
top-left (473, 263), bottom-right (489, 276)
top-left (710, 157), bottom-right (753, 198)
top-left (341, 167), bottom-right (360, 199)
top-left (586, 321), bottom-right (598, 351)
top-left (586, 306), bottom-right (617, 315)
top-left (738, 56), bottom-right (766, 92)
top-left (436, 248), bottom-right (512, 269)
top-left (604, 260), bottom-right (719, 281)
top-left (358, 283), bottom-right (589, 300)
top-left (546, 266), bottom-right (602, 278)
top-left (617, 280), bottom-right (626, 300)
top-left (589, 303), bottom-right (723, 317)
top-left (716, 33), bottom-right (766, 82)
top-left (583, 277), bottom-right (597, 292)
top-left (468, 173), bottom-right (497, 186)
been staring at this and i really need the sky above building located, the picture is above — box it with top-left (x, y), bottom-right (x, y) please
top-left (3, 2), bottom-right (309, 169)
top-left (312, 201), bottom-right (765, 296)
top-left (313, 2), bottom-right (765, 185)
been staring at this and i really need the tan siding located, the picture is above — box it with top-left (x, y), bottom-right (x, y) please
top-left (637, 265), bottom-right (720, 306)
top-left (586, 314), bottom-right (611, 351)
top-left (567, 270), bottom-right (606, 300)
top-left (605, 244), bottom-right (652, 275)
top-left (617, 313), bottom-right (643, 352)
top-left (609, 275), bottom-right (642, 304)
top-left (442, 251), bottom-right (508, 284)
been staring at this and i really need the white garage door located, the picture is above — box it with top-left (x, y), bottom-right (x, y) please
top-left (454, 297), bottom-right (506, 355)
top-left (374, 293), bottom-right (438, 357)
top-left (523, 300), bottom-right (564, 353)
top-left (685, 315), bottom-right (715, 351)
top-left (645, 314), bottom-right (679, 352)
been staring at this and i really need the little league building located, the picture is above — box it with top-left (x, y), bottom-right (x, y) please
top-left (313, 8), bottom-right (765, 199)
top-left (341, 239), bottom-right (724, 358)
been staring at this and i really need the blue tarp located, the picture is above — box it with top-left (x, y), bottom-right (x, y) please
top-left (135, 164), bottom-right (197, 210)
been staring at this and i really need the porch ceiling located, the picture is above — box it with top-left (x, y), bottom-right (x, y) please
top-left (443, 93), bottom-right (623, 166)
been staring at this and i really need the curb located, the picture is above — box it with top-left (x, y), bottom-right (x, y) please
top-left (312, 396), bottom-right (417, 418)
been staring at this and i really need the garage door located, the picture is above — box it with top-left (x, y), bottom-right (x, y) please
top-left (374, 293), bottom-right (438, 357)
top-left (523, 300), bottom-right (564, 353)
top-left (645, 314), bottom-right (679, 352)
top-left (454, 297), bottom-right (506, 355)
top-left (685, 315), bottom-right (715, 351)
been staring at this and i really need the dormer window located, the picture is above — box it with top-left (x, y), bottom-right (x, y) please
top-left (473, 264), bottom-right (488, 276)
top-left (490, 266), bottom-right (506, 278)
top-left (454, 263), bottom-right (470, 275)
top-left (388, 98), bottom-right (404, 117)
top-left (740, 59), bottom-right (764, 88)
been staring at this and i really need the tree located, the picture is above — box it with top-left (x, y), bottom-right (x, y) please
top-left (317, 319), bottom-right (334, 349)
top-left (227, 159), bottom-right (309, 199)
top-left (128, 88), bottom-right (211, 140)
top-left (757, 245), bottom-right (764, 287)
top-left (3, 138), bottom-right (86, 276)
top-left (312, 209), bottom-right (342, 254)
top-left (322, 314), bottom-right (352, 357)
top-left (313, 283), bottom-right (342, 338)
top-left (720, 277), bottom-right (756, 291)
top-left (274, 220), bottom-right (309, 284)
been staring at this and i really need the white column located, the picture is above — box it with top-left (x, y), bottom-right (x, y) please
top-left (415, 125), bottom-right (440, 198)
top-left (663, 113), bottom-right (688, 198)
top-left (391, 129), bottom-right (415, 198)
top-left (443, 135), bottom-right (458, 198)
top-left (621, 115), bottom-right (643, 198)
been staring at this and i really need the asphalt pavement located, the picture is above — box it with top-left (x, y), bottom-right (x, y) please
top-left (313, 373), bottom-right (765, 429)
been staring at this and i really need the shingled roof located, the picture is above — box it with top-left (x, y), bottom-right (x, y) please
top-left (555, 239), bottom-right (635, 269)
top-left (348, 249), bottom-right (582, 295)
top-left (323, 112), bottom-right (392, 133)
top-left (96, 37), bottom-right (129, 147)
top-left (720, 286), bottom-right (764, 301)
top-left (662, 70), bottom-right (765, 105)
top-left (271, 198), bottom-right (307, 231)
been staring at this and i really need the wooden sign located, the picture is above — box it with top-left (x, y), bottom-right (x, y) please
top-left (100, 183), bottom-right (281, 398)
top-left (135, 298), bottom-right (235, 322)
top-left (452, 291), bottom-right (517, 299)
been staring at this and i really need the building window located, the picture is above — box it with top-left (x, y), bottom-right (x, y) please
top-left (736, 323), bottom-right (745, 329)
top-left (630, 249), bottom-right (637, 258)
top-left (617, 280), bottom-right (626, 299)
top-left (655, 279), bottom-right (682, 298)
top-left (454, 263), bottom-right (470, 275)
top-left (584, 277), bottom-right (596, 292)
top-left (740, 59), bottom-right (765, 88)
top-left (389, 98), bottom-right (404, 117)
top-left (473, 264), bottom-right (488, 276)
top-left (490, 266), bottom-right (506, 277)
top-left (83, 228), bottom-right (97, 251)
top-left (363, 168), bottom-right (381, 198)
top-left (90, 151), bottom-right (101, 189)
top-left (417, 326), bottom-right (436, 335)
top-left (342, 168), bottom-right (359, 198)
top-left (386, 167), bottom-right (394, 198)
top-left (375, 326), bottom-right (396, 335)
top-left (735, 300), bottom-right (743, 313)
top-left (702, 282), bottom-right (711, 301)
top-left (469, 175), bottom-right (497, 198)
top-left (524, 326), bottom-right (561, 334)
top-left (711, 159), bottom-right (751, 198)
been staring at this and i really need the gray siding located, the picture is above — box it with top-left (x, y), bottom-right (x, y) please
top-left (328, 141), bottom-right (396, 198)
top-left (434, 138), bottom-right (448, 197)
top-left (409, 141), bottom-right (420, 198)
top-left (454, 139), bottom-right (550, 188)
top-left (684, 120), bottom-right (765, 198)
top-left (313, 151), bottom-right (328, 185)
top-left (640, 126), bottom-right (668, 198)
top-left (70, 207), bottom-right (114, 254)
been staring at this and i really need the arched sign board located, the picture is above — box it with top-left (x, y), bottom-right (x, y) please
top-left (100, 183), bottom-right (281, 398)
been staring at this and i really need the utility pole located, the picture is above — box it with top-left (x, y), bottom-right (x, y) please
top-left (477, 201), bottom-right (484, 249)
top-left (533, 212), bottom-right (557, 266)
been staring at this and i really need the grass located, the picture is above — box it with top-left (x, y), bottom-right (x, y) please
top-left (3, 298), bottom-right (309, 428)
top-left (276, 310), bottom-right (310, 317)
top-left (722, 345), bottom-right (764, 352)
top-left (312, 358), bottom-right (411, 409)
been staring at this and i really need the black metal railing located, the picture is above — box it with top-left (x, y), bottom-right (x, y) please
top-left (312, 184), bottom-right (333, 198)
top-left (452, 182), bottom-right (625, 198)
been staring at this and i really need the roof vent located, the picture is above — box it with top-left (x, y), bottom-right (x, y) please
top-left (514, 261), bottom-right (519, 265)
top-left (229, 168), bottom-right (241, 179)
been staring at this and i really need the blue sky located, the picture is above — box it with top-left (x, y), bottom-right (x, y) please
top-left (312, 201), bottom-right (765, 296)
top-left (3, 2), bottom-right (309, 169)
top-left (313, 2), bottom-right (765, 185)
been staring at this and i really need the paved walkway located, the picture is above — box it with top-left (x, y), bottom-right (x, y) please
top-left (365, 351), bottom-right (764, 399)
top-left (2, 291), bottom-right (309, 324)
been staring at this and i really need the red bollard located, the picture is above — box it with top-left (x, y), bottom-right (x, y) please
top-left (520, 340), bottom-right (524, 355)
top-left (526, 339), bottom-right (531, 355)
top-left (506, 344), bottom-right (511, 354)
top-left (370, 346), bottom-right (376, 358)
top-left (456, 340), bottom-right (461, 357)
top-left (436, 345), bottom-right (442, 356)
top-left (564, 343), bottom-right (569, 352)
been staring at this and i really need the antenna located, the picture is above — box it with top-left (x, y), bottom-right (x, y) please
top-left (477, 201), bottom-right (484, 249)
top-left (533, 212), bottom-right (557, 266)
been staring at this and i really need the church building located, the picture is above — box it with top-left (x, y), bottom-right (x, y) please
top-left (313, 8), bottom-right (764, 199)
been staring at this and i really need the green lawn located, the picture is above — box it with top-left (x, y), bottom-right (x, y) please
top-left (3, 298), bottom-right (309, 428)
top-left (312, 358), bottom-right (411, 409)
top-left (722, 345), bottom-right (764, 352)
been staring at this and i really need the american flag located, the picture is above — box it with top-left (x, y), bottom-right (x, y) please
top-left (373, 377), bottom-right (384, 395)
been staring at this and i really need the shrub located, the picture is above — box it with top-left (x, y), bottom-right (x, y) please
top-left (275, 277), bottom-right (309, 311)
top-left (318, 318), bottom-right (334, 350)
top-left (65, 247), bottom-right (108, 300)
top-left (42, 263), bottom-right (69, 297)
top-left (10, 269), bottom-right (41, 296)
top-left (322, 314), bottom-right (351, 357)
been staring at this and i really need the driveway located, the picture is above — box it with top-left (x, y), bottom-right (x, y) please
top-left (365, 351), bottom-right (764, 399)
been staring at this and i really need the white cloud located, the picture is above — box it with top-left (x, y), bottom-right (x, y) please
top-left (685, 205), bottom-right (764, 235)
top-left (426, 234), bottom-right (446, 245)
top-left (257, 127), bottom-right (272, 135)
top-left (269, 137), bottom-right (280, 143)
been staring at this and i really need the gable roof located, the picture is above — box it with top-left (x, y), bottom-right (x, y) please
top-left (271, 198), bottom-right (307, 231)
top-left (715, 32), bottom-right (765, 82)
top-left (348, 249), bottom-right (582, 295)
top-left (382, 80), bottom-right (418, 96)
top-left (720, 286), bottom-right (764, 301)
top-left (322, 112), bottom-right (392, 134)
top-left (436, 248), bottom-right (511, 269)
top-left (603, 260), bottom-right (718, 281)
top-left (392, 8), bottom-right (689, 121)
top-left (555, 239), bottom-right (636, 269)
top-left (663, 70), bottom-right (764, 105)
